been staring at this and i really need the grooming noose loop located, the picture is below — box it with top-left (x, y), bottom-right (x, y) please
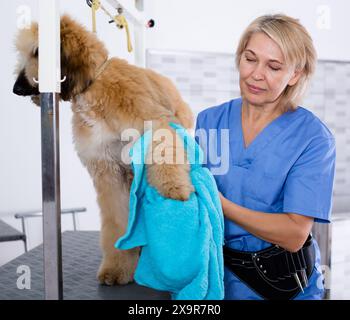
top-left (32, 76), bottom-right (66, 84)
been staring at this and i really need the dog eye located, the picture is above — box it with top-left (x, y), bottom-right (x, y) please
top-left (33, 48), bottom-right (38, 57)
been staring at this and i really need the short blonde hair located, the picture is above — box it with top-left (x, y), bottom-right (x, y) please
top-left (235, 14), bottom-right (317, 111)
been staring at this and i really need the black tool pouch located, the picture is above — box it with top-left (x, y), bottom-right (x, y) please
top-left (223, 235), bottom-right (316, 300)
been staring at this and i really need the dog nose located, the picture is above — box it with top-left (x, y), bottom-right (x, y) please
top-left (13, 83), bottom-right (27, 96)
top-left (13, 70), bottom-right (40, 96)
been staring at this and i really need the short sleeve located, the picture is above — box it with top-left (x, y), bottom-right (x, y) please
top-left (194, 111), bottom-right (208, 168)
top-left (283, 137), bottom-right (336, 223)
top-left (194, 111), bottom-right (205, 145)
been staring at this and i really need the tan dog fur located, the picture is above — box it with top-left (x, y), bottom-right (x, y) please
top-left (14, 15), bottom-right (194, 285)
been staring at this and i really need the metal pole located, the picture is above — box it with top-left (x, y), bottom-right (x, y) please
top-left (20, 217), bottom-right (28, 252)
top-left (312, 223), bottom-right (332, 299)
top-left (41, 93), bottom-right (63, 300)
top-left (72, 212), bottom-right (77, 231)
top-left (134, 0), bottom-right (145, 67)
top-left (38, 0), bottom-right (63, 300)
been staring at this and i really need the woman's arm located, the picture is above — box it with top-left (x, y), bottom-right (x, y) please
top-left (219, 193), bottom-right (314, 252)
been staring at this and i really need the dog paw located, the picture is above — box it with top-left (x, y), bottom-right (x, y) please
top-left (97, 250), bottom-right (139, 286)
top-left (97, 265), bottom-right (134, 286)
top-left (160, 181), bottom-right (194, 201)
top-left (147, 162), bottom-right (194, 201)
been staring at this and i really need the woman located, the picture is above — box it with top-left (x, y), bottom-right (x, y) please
top-left (195, 14), bottom-right (336, 300)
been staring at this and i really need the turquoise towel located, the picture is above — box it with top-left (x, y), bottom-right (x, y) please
top-left (115, 122), bottom-right (225, 300)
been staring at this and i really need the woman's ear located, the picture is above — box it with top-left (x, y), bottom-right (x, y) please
top-left (287, 68), bottom-right (303, 87)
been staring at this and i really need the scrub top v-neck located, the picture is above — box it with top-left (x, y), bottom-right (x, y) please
top-left (195, 97), bottom-right (336, 300)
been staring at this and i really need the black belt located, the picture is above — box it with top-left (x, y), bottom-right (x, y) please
top-left (223, 234), bottom-right (316, 300)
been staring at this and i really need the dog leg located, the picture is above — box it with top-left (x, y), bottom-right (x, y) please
top-left (98, 219), bottom-right (139, 286)
top-left (146, 120), bottom-right (194, 201)
top-left (92, 164), bottom-right (139, 285)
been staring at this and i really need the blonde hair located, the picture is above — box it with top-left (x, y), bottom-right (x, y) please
top-left (235, 14), bottom-right (317, 111)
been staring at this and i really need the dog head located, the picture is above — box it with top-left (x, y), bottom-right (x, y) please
top-left (13, 15), bottom-right (108, 105)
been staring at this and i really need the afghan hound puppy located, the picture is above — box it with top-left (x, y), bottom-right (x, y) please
top-left (13, 15), bottom-right (194, 286)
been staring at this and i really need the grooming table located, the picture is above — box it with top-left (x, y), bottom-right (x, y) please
top-left (0, 231), bottom-right (170, 300)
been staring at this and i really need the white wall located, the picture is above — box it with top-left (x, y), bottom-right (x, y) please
top-left (146, 0), bottom-right (350, 61)
top-left (1, 0), bottom-right (349, 266)
top-left (0, 0), bottom-right (137, 264)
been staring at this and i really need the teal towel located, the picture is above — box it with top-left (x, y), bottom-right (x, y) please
top-left (115, 122), bottom-right (225, 300)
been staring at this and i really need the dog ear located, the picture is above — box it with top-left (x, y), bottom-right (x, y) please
top-left (59, 16), bottom-right (95, 101)
top-left (60, 48), bottom-right (93, 101)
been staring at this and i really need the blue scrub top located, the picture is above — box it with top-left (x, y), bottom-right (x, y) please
top-left (195, 97), bottom-right (336, 300)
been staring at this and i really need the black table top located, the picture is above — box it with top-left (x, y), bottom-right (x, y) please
top-left (0, 231), bottom-right (170, 300)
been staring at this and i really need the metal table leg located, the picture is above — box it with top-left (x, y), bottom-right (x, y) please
top-left (38, 0), bottom-right (63, 300)
top-left (41, 93), bottom-right (63, 300)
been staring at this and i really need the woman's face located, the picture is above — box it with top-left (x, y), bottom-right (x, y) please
top-left (239, 32), bottom-right (301, 107)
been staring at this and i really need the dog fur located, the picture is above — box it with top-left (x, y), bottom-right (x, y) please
top-left (13, 15), bottom-right (194, 285)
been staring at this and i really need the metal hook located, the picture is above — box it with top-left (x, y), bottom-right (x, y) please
top-left (32, 76), bottom-right (66, 84)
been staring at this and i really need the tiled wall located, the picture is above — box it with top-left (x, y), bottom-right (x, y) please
top-left (147, 50), bottom-right (240, 115)
top-left (147, 49), bottom-right (350, 211)
top-left (146, 49), bottom-right (350, 299)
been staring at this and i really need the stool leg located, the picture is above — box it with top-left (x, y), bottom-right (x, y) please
top-left (20, 218), bottom-right (28, 252)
